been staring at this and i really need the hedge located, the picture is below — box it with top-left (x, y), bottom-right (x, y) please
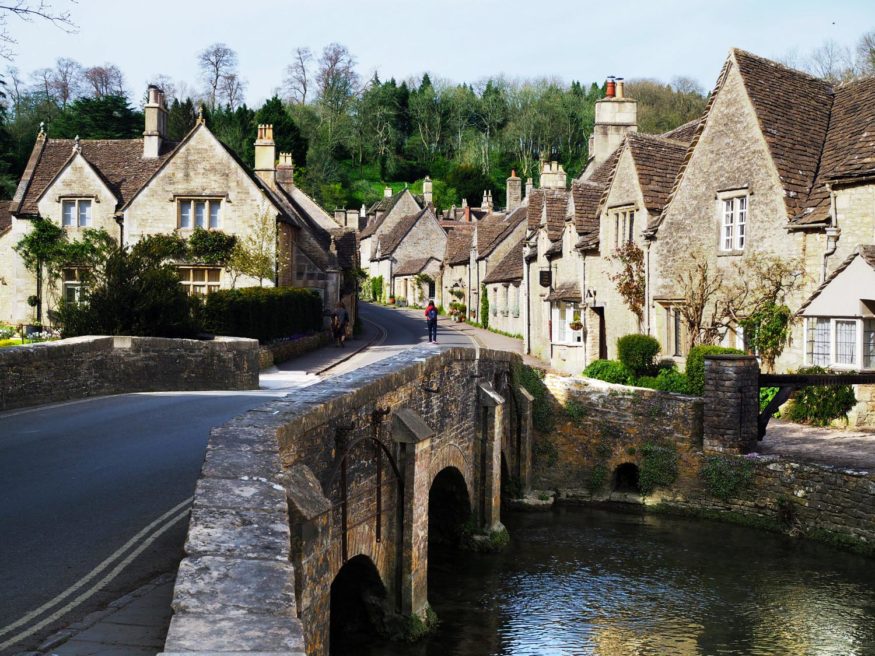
top-left (617, 334), bottom-right (660, 376)
top-left (203, 287), bottom-right (323, 343)
top-left (583, 359), bottom-right (632, 385)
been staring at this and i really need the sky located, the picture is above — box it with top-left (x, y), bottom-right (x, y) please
top-left (5, 0), bottom-right (874, 105)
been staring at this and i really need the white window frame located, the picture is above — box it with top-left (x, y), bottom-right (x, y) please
top-left (804, 316), bottom-right (875, 370)
top-left (612, 207), bottom-right (636, 249)
top-left (511, 284), bottom-right (520, 318)
top-left (61, 198), bottom-right (92, 228)
top-left (178, 266), bottom-right (222, 296)
top-left (717, 192), bottom-right (748, 252)
top-left (551, 301), bottom-right (583, 345)
top-left (177, 198), bottom-right (222, 230)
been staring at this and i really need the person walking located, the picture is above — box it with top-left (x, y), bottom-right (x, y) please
top-left (333, 302), bottom-right (349, 347)
top-left (424, 300), bottom-right (438, 343)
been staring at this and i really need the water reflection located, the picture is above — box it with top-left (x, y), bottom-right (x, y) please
top-left (341, 507), bottom-right (875, 656)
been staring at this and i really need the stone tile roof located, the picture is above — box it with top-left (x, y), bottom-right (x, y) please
top-left (10, 137), bottom-right (177, 216)
top-left (571, 147), bottom-right (624, 248)
top-left (796, 245), bottom-right (875, 315)
top-left (544, 239), bottom-right (563, 257)
top-left (526, 188), bottom-right (544, 230)
top-left (541, 189), bottom-right (570, 241)
top-left (476, 206), bottom-right (527, 259)
top-left (626, 133), bottom-right (690, 214)
top-left (482, 238), bottom-right (524, 284)
top-left (376, 207), bottom-right (433, 258)
top-left (394, 256), bottom-right (436, 276)
top-left (332, 230), bottom-right (358, 271)
top-left (732, 49), bottom-right (835, 220)
top-left (0, 213), bottom-right (10, 233)
top-left (661, 118), bottom-right (701, 143)
top-left (444, 224), bottom-right (474, 265)
top-left (545, 282), bottom-right (582, 303)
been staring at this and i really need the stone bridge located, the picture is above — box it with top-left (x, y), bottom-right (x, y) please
top-left (160, 347), bottom-right (534, 656)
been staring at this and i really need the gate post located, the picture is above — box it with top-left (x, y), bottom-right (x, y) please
top-left (703, 355), bottom-right (759, 454)
top-left (478, 382), bottom-right (504, 531)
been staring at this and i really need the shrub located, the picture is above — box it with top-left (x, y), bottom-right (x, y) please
top-left (759, 386), bottom-right (780, 412)
top-left (512, 362), bottom-right (554, 433)
top-left (701, 455), bottom-right (754, 500)
top-left (785, 366), bottom-right (857, 426)
top-left (480, 284), bottom-right (489, 329)
top-left (583, 359), bottom-right (631, 385)
top-left (684, 345), bottom-right (743, 396)
top-left (638, 442), bottom-right (678, 495)
top-left (636, 368), bottom-right (690, 394)
top-left (617, 334), bottom-right (661, 376)
top-left (203, 287), bottom-right (322, 343)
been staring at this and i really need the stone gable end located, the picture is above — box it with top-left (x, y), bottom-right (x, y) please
top-left (36, 154), bottom-right (119, 236)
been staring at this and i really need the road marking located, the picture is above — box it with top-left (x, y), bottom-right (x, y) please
top-left (363, 317), bottom-right (389, 347)
top-left (0, 496), bottom-right (192, 648)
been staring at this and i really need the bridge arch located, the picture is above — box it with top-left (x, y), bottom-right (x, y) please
top-left (428, 465), bottom-right (472, 548)
top-left (329, 554), bottom-right (387, 654)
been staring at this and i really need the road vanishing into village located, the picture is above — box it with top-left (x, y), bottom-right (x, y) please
top-left (0, 303), bottom-right (472, 654)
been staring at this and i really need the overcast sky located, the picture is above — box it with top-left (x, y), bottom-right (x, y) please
top-left (7, 0), bottom-right (874, 104)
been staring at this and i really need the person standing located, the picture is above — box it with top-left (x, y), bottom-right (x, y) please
top-left (424, 300), bottom-right (438, 343)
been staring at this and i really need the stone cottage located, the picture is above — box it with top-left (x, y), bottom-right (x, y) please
top-left (0, 86), bottom-right (357, 326)
top-left (358, 186), bottom-right (425, 276)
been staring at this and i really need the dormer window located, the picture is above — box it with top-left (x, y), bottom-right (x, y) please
top-left (719, 193), bottom-right (747, 252)
top-left (178, 198), bottom-right (222, 230)
top-left (62, 199), bottom-right (91, 227)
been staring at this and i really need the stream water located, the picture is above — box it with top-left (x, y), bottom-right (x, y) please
top-left (341, 506), bottom-right (875, 656)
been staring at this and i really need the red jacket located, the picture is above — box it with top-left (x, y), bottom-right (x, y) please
top-left (425, 305), bottom-right (437, 320)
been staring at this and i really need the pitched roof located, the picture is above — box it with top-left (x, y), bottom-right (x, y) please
top-left (482, 238), bottom-right (524, 284)
top-left (732, 49), bottom-right (835, 220)
top-left (661, 119), bottom-right (701, 143)
top-left (11, 137), bottom-right (177, 216)
top-left (0, 213), bottom-right (10, 233)
top-left (444, 224), bottom-right (474, 265)
top-left (526, 188), bottom-right (544, 230)
top-left (543, 189), bottom-right (570, 241)
top-left (796, 245), bottom-right (875, 315)
top-left (475, 205), bottom-right (527, 259)
top-left (626, 133), bottom-right (690, 214)
top-left (545, 282), bottom-right (582, 303)
top-left (332, 230), bottom-right (358, 271)
top-left (394, 256), bottom-right (437, 276)
top-left (571, 180), bottom-right (604, 242)
top-left (376, 207), bottom-right (433, 258)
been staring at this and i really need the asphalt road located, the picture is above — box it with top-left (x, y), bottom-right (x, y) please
top-left (0, 301), bottom-right (473, 654)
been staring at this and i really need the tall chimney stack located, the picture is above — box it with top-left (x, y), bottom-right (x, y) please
top-left (143, 85), bottom-right (167, 159)
top-left (277, 152), bottom-right (294, 191)
top-left (585, 75), bottom-right (637, 177)
top-left (254, 124), bottom-right (276, 189)
top-left (506, 170), bottom-right (522, 211)
top-left (423, 176), bottom-right (433, 205)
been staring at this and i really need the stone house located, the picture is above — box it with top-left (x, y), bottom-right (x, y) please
top-left (649, 49), bottom-right (875, 373)
top-left (358, 186), bottom-right (425, 276)
top-left (440, 223), bottom-right (475, 314)
top-left (369, 206), bottom-right (446, 303)
top-left (0, 86), bottom-right (357, 326)
top-left (481, 236), bottom-right (525, 336)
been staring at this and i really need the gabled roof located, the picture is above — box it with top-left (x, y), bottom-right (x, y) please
top-left (545, 282), bottom-right (582, 303)
top-left (526, 188), bottom-right (544, 230)
top-left (365, 188), bottom-right (422, 217)
top-left (661, 118), bottom-right (701, 143)
top-left (529, 188), bottom-right (570, 241)
top-left (444, 224), bottom-right (474, 265)
top-left (475, 205), bottom-right (527, 259)
top-left (796, 245), bottom-right (875, 315)
top-left (572, 180), bottom-right (604, 245)
top-left (395, 256), bottom-right (438, 276)
top-left (10, 137), bottom-right (177, 216)
top-left (375, 207), bottom-right (435, 259)
top-left (626, 133), bottom-right (690, 215)
top-left (482, 237), bottom-right (524, 284)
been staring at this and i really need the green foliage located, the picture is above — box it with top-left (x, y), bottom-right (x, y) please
top-left (479, 284), bottom-right (489, 329)
top-left (57, 246), bottom-right (199, 338)
top-left (616, 334), bottom-right (660, 376)
top-left (564, 399), bottom-right (588, 425)
top-left (759, 386), bottom-right (780, 412)
top-left (701, 455), bottom-right (755, 500)
top-left (785, 366), bottom-right (857, 426)
top-left (227, 210), bottom-right (275, 285)
top-left (635, 368), bottom-right (691, 394)
top-left (50, 96), bottom-right (142, 139)
top-left (740, 303), bottom-right (792, 372)
top-left (256, 96), bottom-right (308, 167)
top-left (684, 345), bottom-right (743, 396)
top-left (512, 361), bottom-right (553, 433)
top-left (638, 442), bottom-right (678, 495)
top-left (608, 241), bottom-right (646, 322)
top-left (583, 359), bottom-right (631, 385)
top-left (187, 228), bottom-right (237, 264)
top-left (132, 233), bottom-right (188, 261)
top-left (203, 287), bottom-right (322, 343)
top-left (14, 218), bottom-right (65, 274)
top-left (588, 463), bottom-right (608, 494)
top-left (369, 275), bottom-right (384, 302)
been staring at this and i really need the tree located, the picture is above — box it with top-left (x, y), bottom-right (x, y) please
top-left (0, 1), bottom-right (76, 61)
top-left (49, 57), bottom-right (82, 106)
top-left (166, 97), bottom-right (197, 141)
top-left (608, 241), bottom-right (646, 327)
top-left (219, 72), bottom-right (245, 109)
top-left (227, 207), bottom-right (275, 287)
top-left (50, 95), bottom-right (142, 139)
top-left (672, 249), bottom-right (728, 349)
top-left (198, 43), bottom-right (239, 109)
top-left (282, 47), bottom-right (312, 104)
top-left (83, 63), bottom-right (125, 98)
top-left (255, 96), bottom-right (307, 167)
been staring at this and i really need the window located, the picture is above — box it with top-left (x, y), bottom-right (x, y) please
top-left (807, 318), bottom-right (830, 366)
top-left (720, 195), bottom-right (747, 251)
top-left (61, 199), bottom-right (91, 227)
top-left (511, 285), bottom-right (520, 318)
top-left (552, 302), bottom-right (583, 344)
top-left (491, 287), bottom-right (498, 316)
top-left (613, 208), bottom-right (636, 248)
top-left (178, 267), bottom-right (221, 295)
top-left (296, 261), bottom-right (326, 283)
top-left (866, 320), bottom-right (875, 370)
top-left (63, 267), bottom-right (86, 303)
top-left (178, 199), bottom-right (222, 230)
top-left (806, 317), bottom-right (875, 369)
top-left (835, 320), bottom-right (857, 366)
top-left (673, 310), bottom-right (682, 357)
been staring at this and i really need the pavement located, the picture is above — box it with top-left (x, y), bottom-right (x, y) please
top-left (759, 419), bottom-right (875, 470)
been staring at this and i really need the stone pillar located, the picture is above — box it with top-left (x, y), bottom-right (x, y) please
top-left (391, 409), bottom-right (434, 620)
top-left (516, 387), bottom-right (534, 492)
top-left (585, 306), bottom-right (602, 363)
top-left (478, 382), bottom-right (504, 531)
top-left (703, 355), bottom-right (759, 454)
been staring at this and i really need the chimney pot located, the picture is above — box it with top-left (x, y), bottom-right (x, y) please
top-left (605, 76), bottom-right (616, 98)
top-left (616, 77), bottom-right (625, 99)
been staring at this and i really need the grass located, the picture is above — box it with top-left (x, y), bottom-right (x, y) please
top-left (0, 338), bottom-right (24, 348)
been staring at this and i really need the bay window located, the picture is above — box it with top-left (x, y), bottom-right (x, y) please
top-left (806, 317), bottom-right (875, 369)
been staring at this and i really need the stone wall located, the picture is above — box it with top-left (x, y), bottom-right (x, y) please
top-left (259, 332), bottom-right (331, 369)
top-left (162, 347), bottom-right (528, 656)
top-left (0, 335), bottom-right (259, 411)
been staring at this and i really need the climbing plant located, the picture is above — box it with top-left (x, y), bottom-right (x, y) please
top-left (608, 241), bottom-right (645, 325)
top-left (480, 283), bottom-right (489, 328)
top-left (701, 454), bottom-right (754, 500)
top-left (638, 442), bottom-right (678, 495)
top-left (739, 302), bottom-right (792, 372)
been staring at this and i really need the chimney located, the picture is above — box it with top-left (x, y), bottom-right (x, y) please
top-left (423, 176), bottom-right (433, 205)
top-left (384, 186), bottom-right (393, 198)
top-left (590, 75), bottom-right (637, 170)
top-left (276, 152), bottom-right (294, 191)
top-left (464, 206), bottom-right (471, 222)
top-left (605, 75), bottom-right (616, 98)
top-left (143, 85), bottom-right (167, 159)
top-left (525, 177), bottom-right (533, 198)
top-left (506, 170), bottom-right (522, 211)
top-left (334, 209), bottom-right (346, 226)
top-left (481, 190), bottom-right (489, 212)
top-left (539, 160), bottom-right (567, 189)
top-left (254, 124), bottom-right (276, 189)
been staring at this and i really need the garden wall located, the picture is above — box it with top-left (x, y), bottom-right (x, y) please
top-left (258, 332), bottom-right (331, 369)
top-left (0, 335), bottom-right (259, 411)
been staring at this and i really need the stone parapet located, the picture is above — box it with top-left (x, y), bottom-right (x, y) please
top-left (702, 355), bottom-right (759, 454)
top-left (0, 335), bottom-right (259, 411)
top-left (258, 332), bottom-right (331, 370)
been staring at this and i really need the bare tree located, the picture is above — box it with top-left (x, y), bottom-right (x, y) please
top-left (198, 43), bottom-right (237, 109)
top-left (0, 1), bottom-right (77, 60)
top-left (4, 64), bottom-right (23, 110)
top-left (807, 40), bottom-right (855, 82)
top-left (673, 249), bottom-right (728, 349)
top-left (282, 46), bottom-right (312, 104)
top-left (148, 73), bottom-right (177, 102)
top-left (857, 30), bottom-right (875, 77)
top-left (51, 56), bottom-right (82, 106)
top-left (84, 63), bottom-right (125, 98)
top-left (219, 72), bottom-right (245, 109)
top-left (316, 42), bottom-right (359, 102)
top-left (29, 65), bottom-right (52, 97)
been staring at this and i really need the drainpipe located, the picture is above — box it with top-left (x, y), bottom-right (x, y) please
top-left (115, 215), bottom-right (124, 246)
top-left (822, 184), bottom-right (839, 283)
top-left (644, 238), bottom-right (651, 335)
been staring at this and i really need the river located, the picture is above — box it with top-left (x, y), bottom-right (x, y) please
top-left (341, 506), bottom-right (875, 656)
